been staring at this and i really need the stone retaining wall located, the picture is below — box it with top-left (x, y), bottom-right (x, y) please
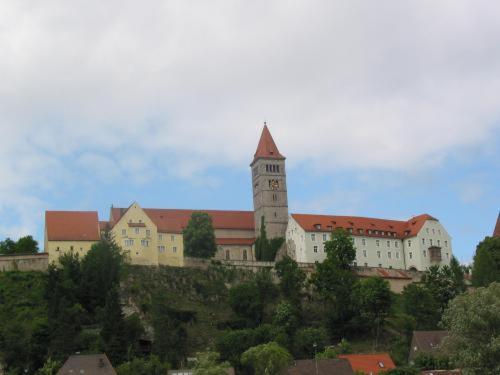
top-left (0, 253), bottom-right (49, 272)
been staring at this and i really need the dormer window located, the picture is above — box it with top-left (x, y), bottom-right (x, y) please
top-left (315, 224), bottom-right (322, 230)
top-left (327, 225), bottom-right (333, 230)
top-left (358, 229), bottom-right (363, 234)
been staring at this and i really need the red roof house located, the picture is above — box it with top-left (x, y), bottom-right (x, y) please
top-left (338, 353), bottom-right (396, 374)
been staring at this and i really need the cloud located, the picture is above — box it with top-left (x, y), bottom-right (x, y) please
top-left (1, 0), bottom-right (500, 237)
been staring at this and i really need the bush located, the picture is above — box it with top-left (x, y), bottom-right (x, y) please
top-left (293, 327), bottom-right (328, 359)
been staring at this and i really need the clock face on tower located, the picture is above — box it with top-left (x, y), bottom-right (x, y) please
top-left (270, 179), bottom-right (280, 190)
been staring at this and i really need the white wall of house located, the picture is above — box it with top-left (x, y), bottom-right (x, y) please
top-left (286, 217), bottom-right (453, 271)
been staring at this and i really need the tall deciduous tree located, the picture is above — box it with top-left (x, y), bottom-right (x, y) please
top-left (0, 238), bottom-right (17, 255)
top-left (228, 281), bottom-right (263, 326)
top-left (311, 228), bottom-right (358, 336)
top-left (422, 264), bottom-right (464, 313)
top-left (241, 342), bottom-right (292, 375)
top-left (183, 212), bottom-right (217, 259)
top-left (100, 287), bottom-right (127, 364)
top-left (80, 239), bottom-right (123, 314)
top-left (441, 282), bottom-right (500, 374)
top-left (275, 256), bottom-right (306, 307)
top-left (15, 235), bottom-right (39, 254)
top-left (400, 283), bottom-right (440, 330)
top-left (355, 276), bottom-right (392, 346)
top-left (472, 236), bottom-right (500, 287)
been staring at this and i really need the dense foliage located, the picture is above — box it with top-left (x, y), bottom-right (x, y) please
top-left (0, 235), bottom-right (39, 255)
top-left (0, 228), bottom-right (476, 374)
top-left (471, 236), bottom-right (500, 287)
top-left (441, 282), bottom-right (500, 374)
top-left (183, 211), bottom-right (217, 258)
top-left (254, 216), bottom-right (285, 261)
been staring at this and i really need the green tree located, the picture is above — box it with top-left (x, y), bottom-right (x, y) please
top-left (80, 239), bottom-right (123, 314)
top-left (441, 282), bottom-right (500, 374)
top-left (422, 264), bottom-right (464, 313)
top-left (273, 302), bottom-right (299, 336)
top-left (311, 228), bottom-right (358, 336)
top-left (151, 295), bottom-right (195, 365)
top-left (400, 283), bottom-right (440, 330)
top-left (100, 287), bottom-right (128, 364)
top-left (193, 351), bottom-right (230, 375)
top-left (215, 326), bottom-right (273, 367)
top-left (293, 327), bottom-right (328, 359)
top-left (241, 342), bottom-right (292, 375)
top-left (0, 238), bottom-right (16, 255)
top-left (15, 235), bottom-right (39, 254)
top-left (355, 276), bottom-right (392, 346)
top-left (412, 353), bottom-right (452, 370)
top-left (275, 256), bottom-right (306, 307)
top-left (183, 212), bottom-right (217, 258)
top-left (472, 236), bottom-right (500, 287)
top-left (228, 281), bottom-right (263, 326)
top-left (449, 256), bottom-right (466, 294)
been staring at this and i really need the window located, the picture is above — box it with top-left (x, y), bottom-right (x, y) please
top-left (141, 239), bottom-right (149, 247)
top-left (375, 230), bottom-right (379, 235)
top-left (446, 253), bottom-right (449, 258)
top-left (146, 229), bottom-right (151, 237)
top-left (395, 241), bottom-right (398, 248)
top-left (173, 247), bottom-right (177, 253)
top-left (387, 241), bottom-right (390, 247)
top-left (423, 250), bottom-right (427, 257)
top-left (376, 240), bottom-right (380, 247)
top-left (171, 235), bottom-right (175, 242)
top-left (362, 238), bottom-right (366, 246)
top-left (56, 247), bottom-right (60, 251)
top-left (426, 228), bottom-right (429, 234)
top-left (124, 239), bottom-right (134, 247)
top-left (437, 240), bottom-right (440, 246)
top-left (409, 252), bottom-right (413, 259)
top-left (432, 228), bottom-right (435, 234)
top-left (364, 262), bottom-right (368, 267)
top-left (313, 246), bottom-right (318, 253)
top-left (348, 228), bottom-right (353, 234)
top-left (396, 252), bottom-right (400, 259)
top-left (122, 229), bottom-right (126, 236)
top-left (323, 234), bottom-right (327, 241)
top-left (422, 238), bottom-right (425, 244)
top-left (378, 263), bottom-right (382, 268)
top-left (368, 230), bottom-right (372, 234)
top-left (381, 231), bottom-right (385, 236)
top-left (363, 250), bottom-right (367, 257)
top-left (243, 249), bottom-right (248, 260)
top-left (353, 262), bottom-right (357, 267)
top-left (158, 246), bottom-right (165, 253)
top-left (388, 251), bottom-right (392, 259)
top-left (358, 229), bottom-right (363, 234)
top-left (70, 246), bottom-right (74, 251)
top-left (225, 250), bottom-right (230, 260)
top-left (311, 234), bottom-right (316, 241)
top-left (158, 234), bottom-right (163, 241)
top-left (377, 251), bottom-right (381, 258)
top-left (135, 228), bottom-right (140, 235)
top-left (408, 240), bottom-right (412, 247)
top-left (445, 240), bottom-right (448, 247)
top-left (430, 239), bottom-right (433, 246)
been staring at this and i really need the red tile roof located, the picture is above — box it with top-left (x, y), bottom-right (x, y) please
top-left (291, 213), bottom-right (436, 239)
top-left (252, 124), bottom-right (285, 163)
top-left (493, 212), bottom-right (500, 237)
top-left (46, 211), bottom-right (100, 241)
top-left (215, 238), bottom-right (256, 246)
top-left (58, 354), bottom-right (116, 374)
top-left (338, 353), bottom-right (396, 374)
top-left (111, 207), bottom-right (255, 233)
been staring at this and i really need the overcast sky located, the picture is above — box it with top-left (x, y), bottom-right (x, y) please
top-left (1, 0), bottom-right (499, 263)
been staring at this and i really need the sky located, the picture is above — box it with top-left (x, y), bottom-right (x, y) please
top-left (1, 0), bottom-right (499, 264)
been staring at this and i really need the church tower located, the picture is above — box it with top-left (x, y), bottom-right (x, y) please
top-left (251, 124), bottom-right (289, 239)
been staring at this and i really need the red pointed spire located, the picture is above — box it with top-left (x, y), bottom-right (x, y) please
top-left (252, 123), bottom-right (285, 163)
top-left (494, 212), bottom-right (500, 237)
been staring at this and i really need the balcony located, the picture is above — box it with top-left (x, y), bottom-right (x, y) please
top-left (428, 246), bottom-right (442, 262)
